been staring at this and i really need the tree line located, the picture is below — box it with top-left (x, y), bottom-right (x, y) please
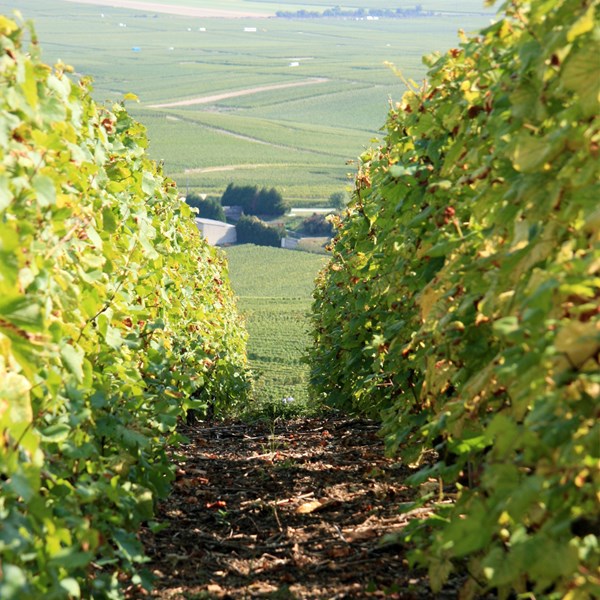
top-left (186, 185), bottom-right (343, 248)
top-left (276, 6), bottom-right (427, 19)
top-left (187, 185), bottom-right (288, 221)
top-left (221, 183), bottom-right (288, 217)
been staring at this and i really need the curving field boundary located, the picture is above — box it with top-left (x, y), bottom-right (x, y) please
top-left (148, 78), bottom-right (329, 108)
top-left (63, 0), bottom-right (272, 18)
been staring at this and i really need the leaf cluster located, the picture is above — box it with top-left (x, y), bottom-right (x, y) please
top-left (309, 0), bottom-right (599, 597)
top-left (0, 17), bottom-right (248, 598)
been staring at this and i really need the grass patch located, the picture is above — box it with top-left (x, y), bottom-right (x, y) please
top-left (296, 237), bottom-right (330, 254)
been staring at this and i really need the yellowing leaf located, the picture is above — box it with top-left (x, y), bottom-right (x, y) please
top-left (554, 321), bottom-right (600, 368)
top-left (566, 5), bottom-right (595, 42)
top-left (0, 15), bottom-right (18, 36)
top-left (22, 61), bottom-right (39, 109)
top-left (295, 500), bottom-right (323, 514)
top-left (418, 281), bottom-right (442, 322)
top-left (295, 499), bottom-right (335, 514)
top-left (123, 92), bottom-right (139, 102)
top-left (0, 371), bottom-right (32, 424)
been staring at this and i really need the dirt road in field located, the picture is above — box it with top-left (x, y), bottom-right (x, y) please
top-left (148, 78), bottom-right (329, 109)
top-left (184, 164), bottom-right (273, 174)
top-left (63, 0), bottom-right (273, 19)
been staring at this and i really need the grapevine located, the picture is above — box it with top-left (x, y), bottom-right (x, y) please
top-left (310, 0), bottom-right (599, 596)
top-left (0, 17), bottom-right (248, 597)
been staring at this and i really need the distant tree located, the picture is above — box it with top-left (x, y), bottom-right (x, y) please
top-left (301, 213), bottom-right (334, 236)
top-left (186, 192), bottom-right (225, 222)
top-left (236, 215), bottom-right (283, 247)
top-left (220, 183), bottom-right (288, 217)
top-left (259, 187), bottom-right (288, 216)
top-left (221, 183), bottom-right (258, 210)
top-left (329, 191), bottom-right (349, 211)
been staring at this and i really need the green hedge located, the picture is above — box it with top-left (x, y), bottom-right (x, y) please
top-left (236, 214), bottom-right (283, 247)
top-left (186, 192), bottom-right (226, 222)
top-left (0, 18), bottom-right (248, 598)
top-left (310, 0), bottom-right (599, 597)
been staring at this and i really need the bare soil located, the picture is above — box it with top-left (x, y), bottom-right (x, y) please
top-left (131, 415), bottom-right (468, 599)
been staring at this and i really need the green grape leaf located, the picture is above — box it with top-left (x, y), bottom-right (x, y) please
top-left (0, 174), bottom-right (11, 212)
top-left (0, 296), bottom-right (43, 331)
top-left (113, 530), bottom-right (145, 562)
top-left (59, 579), bottom-right (81, 598)
top-left (561, 44), bottom-right (600, 117)
top-left (428, 556), bottom-right (453, 593)
top-left (32, 174), bottom-right (56, 207)
top-left (483, 547), bottom-right (519, 586)
top-left (40, 423), bottom-right (71, 443)
top-left (0, 565), bottom-right (27, 600)
top-left (48, 548), bottom-right (94, 570)
top-left (59, 343), bottom-right (84, 382)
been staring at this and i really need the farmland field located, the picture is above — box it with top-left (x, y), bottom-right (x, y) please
top-left (224, 244), bottom-right (327, 411)
top-left (3, 0), bottom-right (494, 204)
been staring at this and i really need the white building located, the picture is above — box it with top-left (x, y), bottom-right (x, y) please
top-left (195, 218), bottom-right (237, 246)
top-left (281, 237), bottom-right (300, 249)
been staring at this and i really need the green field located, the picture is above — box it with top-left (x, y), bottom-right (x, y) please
top-left (3, 0), bottom-right (494, 204)
top-left (0, 0), bottom-right (494, 414)
top-left (224, 244), bottom-right (327, 412)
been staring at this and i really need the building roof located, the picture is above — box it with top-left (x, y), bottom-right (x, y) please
top-left (195, 217), bottom-right (235, 229)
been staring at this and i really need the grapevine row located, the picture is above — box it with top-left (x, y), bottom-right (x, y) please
top-left (310, 0), bottom-right (599, 597)
top-left (0, 17), bottom-right (248, 597)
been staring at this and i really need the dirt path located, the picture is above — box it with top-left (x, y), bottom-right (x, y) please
top-left (148, 78), bottom-right (329, 109)
top-left (63, 0), bottom-right (272, 19)
top-left (184, 164), bottom-right (274, 174)
top-left (133, 415), bottom-right (469, 599)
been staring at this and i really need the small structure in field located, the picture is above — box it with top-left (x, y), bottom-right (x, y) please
top-left (223, 205), bottom-right (243, 222)
top-left (244, 27), bottom-right (257, 32)
top-left (195, 218), bottom-right (237, 246)
top-left (281, 237), bottom-right (300, 250)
